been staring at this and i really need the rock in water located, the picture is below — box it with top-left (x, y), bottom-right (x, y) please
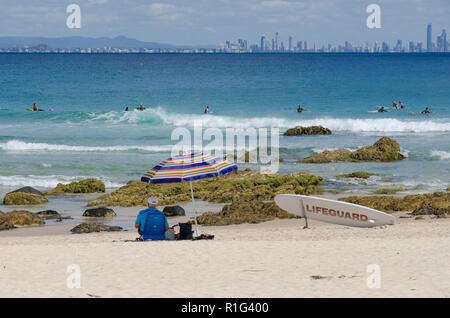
top-left (284, 126), bottom-right (332, 136)
top-left (3, 192), bottom-right (49, 205)
top-left (349, 137), bottom-right (404, 162)
top-left (335, 171), bottom-right (379, 179)
top-left (163, 205), bottom-right (186, 217)
top-left (36, 210), bottom-right (72, 220)
top-left (0, 210), bottom-right (45, 230)
top-left (10, 186), bottom-right (45, 196)
top-left (300, 137), bottom-right (404, 163)
top-left (83, 207), bottom-right (116, 217)
top-left (70, 222), bottom-right (122, 234)
top-left (45, 178), bottom-right (105, 195)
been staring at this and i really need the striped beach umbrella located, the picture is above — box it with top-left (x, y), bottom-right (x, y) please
top-left (141, 153), bottom-right (238, 236)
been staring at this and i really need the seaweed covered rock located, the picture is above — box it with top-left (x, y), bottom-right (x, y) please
top-left (88, 170), bottom-right (323, 207)
top-left (284, 126), bottom-right (332, 136)
top-left (350, 137), bottom-right (404, 162)
top-left (301, 149), bottom-right (352, 164)
top-left (36, 210), bottom-right (72, 221)
top-left (3, 192), bottom-right (49, 205)
top-left (375, 188), bottom-right (404, 195)
top-left (300, 137), bottom-right (404, 163)
top-left (83, 207), bottom-right (116, 217)
top-left (0, 210), bottom-right (45, 230)
top-left (411, 206), bottom-right (450, 217)
top-left (163, 205), bottom-right (185, 217)
top-left (45, 178), bottom-right (105, 195)
top-left (336, 171), bottom-right (379, 179)
top-left (70, 222), bottom-right (122, 234)
top-left (196, 202), bottom-right (297, 225)
top-left (339, 192), bottom-right (449, 213)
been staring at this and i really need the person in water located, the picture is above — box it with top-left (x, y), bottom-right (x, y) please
top-left (32, 103), bottom-right (39, 111)
top-left (125, 106), bottom-right (129, 111)
top-left (138, 104), bottom-right (145, 111)
top-left (297, 105), bottom-right (303, 113)
top-left (421, 107), bottom-right (431, 114)
top-left (392, 101), bottom-right (398, 109)
top-left (378, 106), bottom-right (388, 113)
top-left (204, 105), bottom-right (210, 114)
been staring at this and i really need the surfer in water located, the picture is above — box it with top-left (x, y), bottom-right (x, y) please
top-left (421, 107), bottom-right (431, 114)
top-left (204, 105), bottom-right (210, 114)
top-left (125, 106), bottom-right (129, 111)
top-left (392, 101), bottom-right (398, 109)
top-left (297, 105), bottom-right (304, 113)
top-left (32, 103), bottom-right (39, 111)
top-left (378, 106), bottom-right (388, 113)
top-left (138, 104), bottom-right (146, 111)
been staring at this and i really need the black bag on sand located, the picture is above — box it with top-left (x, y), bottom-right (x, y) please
top-left (178, 223), bottom-right (193, 240)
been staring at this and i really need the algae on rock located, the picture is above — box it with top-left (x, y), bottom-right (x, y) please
top-left (3, 192), bottom-right (49, 205)
top-left (339, 192), bottom-right (449, 212)
top-left (300, 137), bottom-right (404, 163)
top-left (88, 170), bottom-right (323, 207)
top-left (45, 178), bottom-right (105, 195)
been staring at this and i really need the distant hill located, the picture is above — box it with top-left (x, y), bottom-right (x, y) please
top-left (0, 35), bottom-right (213, 49)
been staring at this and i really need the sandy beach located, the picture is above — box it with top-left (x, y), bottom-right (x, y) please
top-left (1, 211), bottom-right (449, 298)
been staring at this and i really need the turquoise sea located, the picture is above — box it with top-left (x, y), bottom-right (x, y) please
top-left (0, 53), bottom-right (449, 198)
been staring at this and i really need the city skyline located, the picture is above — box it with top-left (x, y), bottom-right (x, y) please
top-left (1, 23), bottom-right (448, 54)
top-left (1, 0), bottom-right (450, 46)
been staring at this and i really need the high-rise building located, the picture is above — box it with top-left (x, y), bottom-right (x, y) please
top-left (443, 29), bottom-right (448, 52)
top-left (275, 32), bottom-right (279, 51)
top-left (260, 36), bottom-right (265, 51)
top-left (427, 23), bottom-right (433, 52)
top-left (296, 41), bottom-right (303, 52)
top-left (288, 36), bottom-right (293, 51)
top-left (304, 40), bottom-right (308, 51)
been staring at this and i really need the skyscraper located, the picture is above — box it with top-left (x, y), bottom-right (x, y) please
top-left (427, 23), bottom-right (433, 52)
top-left (443, 29), bottom-right (448, 52)
top-left (288, 36), bottom-right (293, 51)
top-left (275, 32), bottom-right (279, 51)
top-left (260, 36), bottom-right (265, 51)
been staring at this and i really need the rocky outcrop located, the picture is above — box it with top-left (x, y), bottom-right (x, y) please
top-left (339, 192), bottom-right (449, 213)
top-left (0, 210), bottom-right (45, 230)
top-left (45, 178), bottom-right (105, 195)
top-left (3, 192), bottom-right (48, 205)
top-left (300, 137), bottom-right (404, 163)
top-left (196, 202), bottom-right (297, 225)
top-left (283, 126), bottom-right (332, 136)
top-left (375, 188), bottom-right (404, 195)
top-left (10, 187), bottom-right (44, 196)
top-left (88, 170), bottom-right (323, 207)
top-left (411, 206), bottom-right (450, 217)
top-left (335, 171), bottom-right (379, 179)
top-left (83, 207), bottom-right (116, 218)
top-left (163, 205), bottom-right (186, 217)
top-left (70, 222), bottom-right (122, 234)
top-left (36, 210), bottom-right (72, 221)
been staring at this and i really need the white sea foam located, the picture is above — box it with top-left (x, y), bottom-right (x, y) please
top-left (0, 140), bottom-right (173, 153)
top-left (431, 150), bottom-right (450, 160)
top-left (0, 140), bottom-right (258, 154)
top-left (84, 107), bottom-right (450, 132)
top-left (0, 175), bottom-right (122, 189)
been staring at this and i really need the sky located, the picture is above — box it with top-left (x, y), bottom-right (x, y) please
top-left (0, 0), bottom-right (449, 46)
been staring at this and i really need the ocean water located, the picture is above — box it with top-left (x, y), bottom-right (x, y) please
top-left (0, 53), bottom-right (449, 198)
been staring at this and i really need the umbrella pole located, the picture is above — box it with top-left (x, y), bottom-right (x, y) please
top-left (190, 181), bottom-right (199, 237)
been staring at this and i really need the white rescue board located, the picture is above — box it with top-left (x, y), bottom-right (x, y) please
top-left (275, 194), bottom-right (395, 228)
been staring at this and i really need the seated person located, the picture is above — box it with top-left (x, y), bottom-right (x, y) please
top-left (135, 196), bottom-right (168, 240)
